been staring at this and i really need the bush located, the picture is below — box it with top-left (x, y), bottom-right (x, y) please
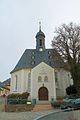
top-left (66, 85), bottom-right (77, 95)
top-left (51, 101), bottom-right (62, 108)
top-left (7, 92), bottom-right (29, 104)
top-left (20, 92), bottom-right (29, 99)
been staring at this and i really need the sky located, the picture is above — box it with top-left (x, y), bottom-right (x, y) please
top-left (0, 0), bottom-right (80, 81)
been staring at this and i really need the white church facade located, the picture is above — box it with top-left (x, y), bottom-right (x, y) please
top-left (10, 26), bottom-right (72, 103)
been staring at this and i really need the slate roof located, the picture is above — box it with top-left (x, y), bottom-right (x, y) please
top-left (36, 30), bottom-right (45, 38)
top-left (0, 78), bottom-right (11, 90)
top-left (11, 49), bottom-right (65, 73)
top-left (2, 78), bottom-right (11, 86)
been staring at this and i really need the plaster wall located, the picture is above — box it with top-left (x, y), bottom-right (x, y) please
top-left (31, 62), bottom-right (56, 102)
top-left (10, 69), bottom-right (31, 93)
top-left (55, 69), bottom-right (72, 97)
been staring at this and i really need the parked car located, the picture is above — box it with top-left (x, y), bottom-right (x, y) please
top-left (61, 98), bottom-right (80, 110)
top-left (63, 95), bottom-right (79, 102)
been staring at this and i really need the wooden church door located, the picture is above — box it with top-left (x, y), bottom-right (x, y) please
top-left (38, 87), bottom-right (48, 100)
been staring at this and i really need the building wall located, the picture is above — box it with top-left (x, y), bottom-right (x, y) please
top-left (10, 63), bottom-right (72, 101)
top-left (10, 69), bottom-right (31, 93)
top-left (55, 68), bottom-right (72, 98)
top-left (31, 62), bottom-right (56, 102)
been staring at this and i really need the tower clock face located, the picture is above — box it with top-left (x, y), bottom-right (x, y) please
top-left (39, 48), bottom-right (43, 51)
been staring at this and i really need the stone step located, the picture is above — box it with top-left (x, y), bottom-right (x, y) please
top-left (36, 101), bottom-right (50, 105)
top-left (33, 104), bottom-right (53, 111)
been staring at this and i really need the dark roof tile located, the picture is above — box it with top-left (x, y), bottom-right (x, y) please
top-left (11, 49), bottom-right (65, 73)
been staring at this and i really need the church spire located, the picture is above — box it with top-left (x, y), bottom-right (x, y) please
top-left (39, 21), bottom-right (41, 31)
top-left (36, 22), bottom-right (45, 51)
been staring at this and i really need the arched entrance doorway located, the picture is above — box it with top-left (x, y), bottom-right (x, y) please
top-left (38, 87), bottom-right (48, 100)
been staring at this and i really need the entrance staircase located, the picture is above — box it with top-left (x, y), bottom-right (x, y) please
top-left (33, 101), bottom-right (53, 111)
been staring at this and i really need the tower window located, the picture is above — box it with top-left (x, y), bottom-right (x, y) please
top-left (40, 39), bottom-right (42, 46)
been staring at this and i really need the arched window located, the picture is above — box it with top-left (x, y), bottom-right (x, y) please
top-left (38, 76), bottom-right (42, 82)
top-left (44, 76), bottom-right (48, 82)
top-left (55, 72), bottom-right (58, 83)
top-left (40, 39), bottom-right (42, 46)
top-left (55, 72), bottom-right (58, 88)
top-left (28, 73), bottom-right (31, 92)
top-left (15, 75), bottom-right (18, 90)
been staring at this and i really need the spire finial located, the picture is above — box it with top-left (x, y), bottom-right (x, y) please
top-left (39, 21), bottom-right (41, 31)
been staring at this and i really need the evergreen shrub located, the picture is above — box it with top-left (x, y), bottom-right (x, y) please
top-left (7, 92), bottom-right (29, 104)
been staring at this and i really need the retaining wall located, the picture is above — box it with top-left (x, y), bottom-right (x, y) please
top-left (5, 104), bottom-right (33, 112)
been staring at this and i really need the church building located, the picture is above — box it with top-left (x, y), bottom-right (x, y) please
top-left (10, 24), bottom-right (72, 103)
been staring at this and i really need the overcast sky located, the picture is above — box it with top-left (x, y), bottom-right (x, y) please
top-left (0, 0), bottom-right (80, 81)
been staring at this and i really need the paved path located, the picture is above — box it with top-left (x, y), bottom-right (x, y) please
top-left (0, 111), bottom-right (54, 120)
top-left (0, 109), bottom-right (75, 120)
top-left (35, 111), bottom-right (74, 120)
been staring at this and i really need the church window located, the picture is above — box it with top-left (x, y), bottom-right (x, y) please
top-left (28, 73), bottom-right (31, 92)
top-left (15, 75), bottom-right (18, 90)
top-left (44, 76), bottom-right (48, 82)
top-left (55, 72), bottom-right (59, 88)
top-left (38, 76), bottom-right (42, 82)
top-left (40, 39), bottom-right (42, 46)
top-left (55, 72), bottom-right (58, 83)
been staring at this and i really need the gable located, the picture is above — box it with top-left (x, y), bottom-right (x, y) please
top-left (32, 62), bottom-right (53, 74)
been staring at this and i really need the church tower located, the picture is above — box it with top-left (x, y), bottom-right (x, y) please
top-left (36, 22), bottom-right (45, 51)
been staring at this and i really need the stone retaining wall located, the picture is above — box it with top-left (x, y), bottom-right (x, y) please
top-left (0, 104), bottom-right (5, 112)
top-left (5, 104), bottom-right (33, 112)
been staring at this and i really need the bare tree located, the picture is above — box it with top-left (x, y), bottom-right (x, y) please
top-left (52, 22), bottom-right (80, 94)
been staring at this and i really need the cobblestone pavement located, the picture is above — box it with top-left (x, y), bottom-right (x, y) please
top-left (0, 110), bottom-right (54, 120)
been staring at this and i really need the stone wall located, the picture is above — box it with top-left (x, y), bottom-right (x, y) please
top-left (5, 104), bottom-right (33, 112)
top-left (0, 104), bottom-right (5, 112)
